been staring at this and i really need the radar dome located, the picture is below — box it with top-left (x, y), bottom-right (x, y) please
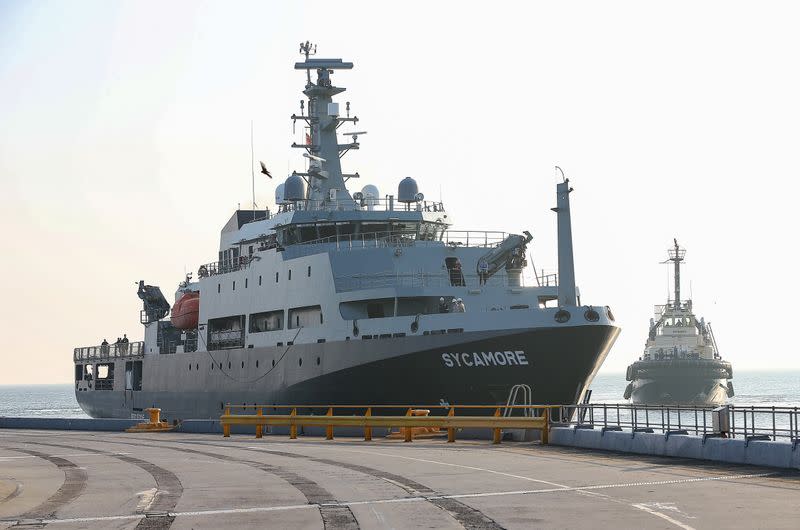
top-left (398, 177), bottom-right (420, 203)
top-left (361, 184), bottom-right (380, 210)
top-left (283, 175), bottom-right (305, 201)
top-left (275, 183), bottom-right (289, 205)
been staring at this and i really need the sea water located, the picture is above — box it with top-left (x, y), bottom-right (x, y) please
top-left (0, 371), bottom-right (797, 419)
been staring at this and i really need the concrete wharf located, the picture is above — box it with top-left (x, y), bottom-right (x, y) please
top-left (1, 429), bottom-right (798, 529)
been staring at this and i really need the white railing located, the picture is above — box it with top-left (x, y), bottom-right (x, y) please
top-left (74, 341), bottom-right (144, 361)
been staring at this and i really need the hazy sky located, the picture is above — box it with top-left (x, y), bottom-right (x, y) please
top-left (2, 1), bottom-right (799, 385)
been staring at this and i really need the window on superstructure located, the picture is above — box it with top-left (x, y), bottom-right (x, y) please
top-left (245, 278), bottom-right (248, 289)
top-left (218, 284), bottom-right (221, 293)
top-left (307, 266), bottom-right (311, 277)
top-left (233, 280), bottom-right (236, 291)
top-left (259, 275), bottom-right (262, 286)
top-left (249, 310), bottom-right (284, 333)
top-left (289, 270), bottom-right (292, 280)
top-left (276, 272), bottom-right (279, 283)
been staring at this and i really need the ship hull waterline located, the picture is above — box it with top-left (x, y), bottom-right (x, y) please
top-left (76, 324), bottom-right (620, 420)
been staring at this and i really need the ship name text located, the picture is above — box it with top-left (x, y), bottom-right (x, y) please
top-left (441, 351), bottom-right (529, 368)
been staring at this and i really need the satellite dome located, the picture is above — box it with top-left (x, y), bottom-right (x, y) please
top-left (283, 175), bottom-right (305, 201)
top-left (361, 184), bottom-right (379, 200)
top-left (398, 177), bottom-right (420, 203)
top-left (275, 183), bottom-right (289, 205)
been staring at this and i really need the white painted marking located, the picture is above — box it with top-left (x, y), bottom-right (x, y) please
top-left (136, 488), bottom-right (157, 512)
top-left (0, 452), bottom-right (131, 461)
top-left (2, 471), bottom-right (771, 527)
top-left (380, 476), bottom-right (421, 496)
top-left (633, 503), bottom-right (697, 530)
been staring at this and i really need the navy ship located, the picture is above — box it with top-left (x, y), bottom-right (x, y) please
top-left (624, 240), bottom-right (734, 405)
top-left (73, 43), bottom-right (620, 420)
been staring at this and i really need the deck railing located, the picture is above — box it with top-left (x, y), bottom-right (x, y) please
top-left (74, 341), bottom-right (144, 361)
top-left (277, 198), bottom-right (446, 214)
top-left (556, 403), bottom-right (800, 443)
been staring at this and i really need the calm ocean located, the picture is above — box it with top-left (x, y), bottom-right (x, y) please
top-left (1, 370), bottom-right (798, 418)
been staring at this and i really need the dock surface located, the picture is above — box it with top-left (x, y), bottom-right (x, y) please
top-left (1, 429), bottom-right (798, 529)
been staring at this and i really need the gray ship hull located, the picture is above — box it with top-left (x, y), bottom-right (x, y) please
top-left (76, 324), bottom-right (619, 420)
top-left (624, 359), bottom-right (734, 406)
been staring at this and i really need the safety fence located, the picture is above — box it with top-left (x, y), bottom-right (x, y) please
top-left (557, 403), bottom-right (800, 443)
top-left (220, 404), bottom-right (555, 444)
top-left (74, 341), bottom-right (144, 361)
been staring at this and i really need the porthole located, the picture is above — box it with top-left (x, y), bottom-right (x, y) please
top-left (272, 359), bottom-right (275, 367)
top-left (256, 360), bottom-right (259, 368)
top-left (555, 309), bottom-right (571, 323)
top-left (289, 270), bottom-right (292, 280)
top-left (228, 361), bottom-right (231, 369)
top-left (245, 278), bottom-right (248, 288)
top-left (241, 361), bottom-right (244, 368)
top-left (217, 283), bottom-right (221, 293)
top-left (316, 357), bottom-right (320, 365)
top-left (307, 266), bottom-right (311, 277)
top-left (259, 275), bottom-right (262, 286)
top-left (220, 401), bottom-right (224, 410)
top-left (219, 362), bottom-right (222, 369)
top-left (606, 306), bottom-right (616, 322)
top-left (275, 272), bottom-right (279, 283)
top-left (211, 363), bottom-right (214, 370)
top-left (584, 308), bottom-right (600, 322)
top-left (299, 358), bottom-right (303, 367)
top-left (189, 364), bottom-right (192, 371)
top-left (196, 363), bottom-right (199, 370)
top-left (232, 280), bottom-right (236, 291)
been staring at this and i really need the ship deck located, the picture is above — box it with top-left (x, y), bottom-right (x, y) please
top-left (1, 429), bottom-right (798, 529)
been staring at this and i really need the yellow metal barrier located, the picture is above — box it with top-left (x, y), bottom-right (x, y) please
top-left (219, 404), bottom-right (554, 444)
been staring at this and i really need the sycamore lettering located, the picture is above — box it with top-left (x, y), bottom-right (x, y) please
top-left (441, 350), bottom-right (529, 368)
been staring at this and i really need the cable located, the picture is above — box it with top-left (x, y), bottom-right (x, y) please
top-left (198, 325), bottom-right (303, 384)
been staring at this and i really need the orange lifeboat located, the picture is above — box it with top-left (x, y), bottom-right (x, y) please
top-left (171, 291), bottom-right (199, 330)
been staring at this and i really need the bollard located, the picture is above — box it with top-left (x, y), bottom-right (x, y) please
top-left (447, 407), bottom-right (456, 443)
top-left (541, 410), bottom-right (549, 445)
top-left (492, 407), bottom-right (501, 444)
top-left (256, 407), bottom-right (263, 439)
top-left (223, 406), bottom-right (231, 438)
top-left (326, 407), bottom-right (334, 440)
top-left (364, 408), bottom-right (372, 441)
top-left (404, 408), bottom-right (413, 442)
top-left (289, 408), bottom-right (297, 439)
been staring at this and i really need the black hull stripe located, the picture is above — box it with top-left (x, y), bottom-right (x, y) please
top-left (10, 448), bottom-right (87, 522)
top-left (70, 436), bottom-right (358, 530)
top-left (12, 440), bottom-right (182, 530)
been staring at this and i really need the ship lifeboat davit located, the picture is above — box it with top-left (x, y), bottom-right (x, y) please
top-left (171, 291), bottom-right (199, 330)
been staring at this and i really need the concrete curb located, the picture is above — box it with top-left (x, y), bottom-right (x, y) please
top-left (550, 426), bottom-right (800, 470)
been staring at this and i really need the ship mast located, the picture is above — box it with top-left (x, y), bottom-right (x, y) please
top-left (291, 41), bottom-right (361, 209)
top-left (666, 238), bottom-right (686, 309)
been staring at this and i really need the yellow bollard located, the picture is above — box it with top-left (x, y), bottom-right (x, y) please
top-left (541, 410), bottom-right (549, 445)
top-left (223, 406), bottom-right (231, 438)
top-left (325, 407), bottom-right (334, 440)
top-left (256, 407), bottom-right (263, 439)
top-left (364, 408), bottom-right (372, 441)
top-left (447, 407), bottom-right (456, 443)
top-left (289, 408), bottom-right (297, 440)
top-left (404, 408), bottom-right (413, 443)
top-left (492, 407), bottom-right (502, 444)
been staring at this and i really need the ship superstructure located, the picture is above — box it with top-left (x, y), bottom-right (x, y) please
top-left (624, 240), bottom-right (734, 405)
top-left (73, 44), bottom-right (620, 420)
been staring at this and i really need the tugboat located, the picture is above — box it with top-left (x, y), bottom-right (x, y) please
top-left (72, 43), bottom-right (620, 420)
top-left (624, 240), bottom-right (734, 405)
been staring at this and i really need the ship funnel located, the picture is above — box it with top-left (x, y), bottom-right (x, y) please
top-left (553, 178), bottom-right (577, 306)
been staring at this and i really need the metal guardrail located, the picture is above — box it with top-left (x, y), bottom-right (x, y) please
top-left (297, 230), bottom-right (509, 250)
top-left (73, 341), bottom-right (144, 361)
top-left (220, 404), bottom-right (555, 444)
top-left (557, 403), bottom-right (800, 443)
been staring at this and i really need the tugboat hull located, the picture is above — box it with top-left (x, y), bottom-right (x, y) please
top-left (625, 359), bottom-right (734, 406)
